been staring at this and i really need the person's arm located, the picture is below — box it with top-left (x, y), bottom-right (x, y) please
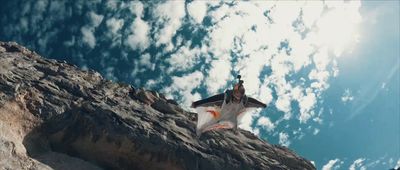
top-left (245, 97), bottom-right (267, 108)
top-left (191, 93), bottom-right (225, 108)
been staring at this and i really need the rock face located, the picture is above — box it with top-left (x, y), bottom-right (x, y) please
top-left (0, 41), bottom-right (315, 170)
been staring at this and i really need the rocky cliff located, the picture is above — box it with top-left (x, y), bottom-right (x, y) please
top-left (0, 41), bottom-right (315, 170)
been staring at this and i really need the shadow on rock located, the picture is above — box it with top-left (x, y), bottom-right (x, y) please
top-left (22, 119), bottom-right (102, 170)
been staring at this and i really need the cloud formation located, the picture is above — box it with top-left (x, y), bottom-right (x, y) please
top-left (152, 1), bottom-right (186, 51)
top-left (349, 158), bottom-right (365, 170)
top-left (341, 88), bottom-right (354, 103)
top-left (187, 1), bottom-right (208, 24)
top-left (279, 132), bottom-right (290, 147)
top-left (125, 13), bottom-right (150, 51)
top-left (322, 159), bottom-right (342, 170)
top-left (395, 159), bottom-right (400, 169)
top-left (257, 117), bottom-right (275, 132)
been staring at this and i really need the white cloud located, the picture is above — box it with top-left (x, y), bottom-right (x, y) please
top-left (105, 1), bottom-right (118, 11)
top-left (308, 69), bottom-right (330, 93)
top-left (313, 108), bottom-right (324, 124)
top-left (252, 128), bottom-right (260, 136)
top-left (299, 89), bottom-right (317, 123)
top-left (208, 3), bottom-right (231, 23)
top-left (88, 11), bottom-right (104, 27)
top-left (206, 2), bottom-right (262, 57)
top-left (313, 128), bottom-right (320, 135)
top-left (139, 53), bottom-right (154, 71)
top-left (332, 60), bottom-right (340, 77)
top-left (313, 48), bottom-right (331, 71)
top-left (128, 1), bottom-right (144, 17)
top-left (292, 127), bottom-right (305, 140)
top-left (187, 1), bottom-right (208, 24)
top-left (279, 132), bottom-right (290, 147)
top-left (238, 110), bottom-right (260, 133)
top-left (105, 67), bottom-right (117, 81)
top-left (276, 94), bottom-right (292, 113)
top-left (234, 51), bottom-right (271, 96)
top-left (349, 158), bottom-right (365, 170)
top-left (289, 38), bottom-right (313, 72)
top-left (270, 2), bottom-right (302, 26)
top-left (125, 17), bottom-right (150, 51)
top-left (341, 88), bottom-right (354, 103)
top-left (106, 17), bottom-right (124, 37)
top-left (316, 1), bottom-right (362, 56)
top-left (163, 71), bottom-right (204, 107)
top-left (258, 84), bottom-right (273, 106)
top-left (166, 45), bottom-right (205, 73)
top-left (389, 158), bottom-right (394, 165)
top-left (322, 159), bottom-right (342, 170)
top-left (152, 1), bottom-right (186, 51)
top-left (301, 1), bottom-right (324, 28)
top-left (360, 158), bottom-right (385, 169)
top-left (395, 159), bottom-right (400, 169)
top-left (145, 79), bottom-right (157, 89)
top-left (80, 11), bottom-right (104, 49)
top-left (205, 57), bottom-right (232, 94)
top-left (81, 26), bottom-right (96, 48)
top-left (122, 1), bottom-right (149, 51)
top-left (257, 117), bottom-right (275, 132)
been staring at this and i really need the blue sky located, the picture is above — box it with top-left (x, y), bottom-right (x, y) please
top-left (305, 1), bottom-right (399, 169)
top-left (0, 1), bottom-right (399, 169)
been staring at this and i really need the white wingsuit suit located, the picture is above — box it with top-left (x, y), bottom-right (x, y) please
top-left (192, 75), bottom-right (266, 136)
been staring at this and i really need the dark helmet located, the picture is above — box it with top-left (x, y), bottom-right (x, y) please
top-left (233, 75), bottom-right (245, 99)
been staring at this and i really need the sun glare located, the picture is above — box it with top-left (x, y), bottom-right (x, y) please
top-left (315, 3), bottom-right (362, 56)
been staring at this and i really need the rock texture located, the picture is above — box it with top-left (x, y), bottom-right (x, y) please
top-left (0, 41), bottom-right (315, 170)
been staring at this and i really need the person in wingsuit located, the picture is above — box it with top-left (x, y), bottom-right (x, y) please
top-left (192, 75), bottom-right (266, 136)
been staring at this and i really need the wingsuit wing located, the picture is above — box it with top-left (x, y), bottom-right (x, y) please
top-left (191, 93), bottom-right (225, 108)
top-left (192, 93), bottom-right (228, 136)
top-left (245, 97), bottom-right (267, 108)
top-left (193, 93), bottom-right (267, 136)
top-left (195, 106), bottom-right (233, 136)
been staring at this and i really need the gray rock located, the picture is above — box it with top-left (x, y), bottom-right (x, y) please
top-left (0, 41), bottom-right (315, 170)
